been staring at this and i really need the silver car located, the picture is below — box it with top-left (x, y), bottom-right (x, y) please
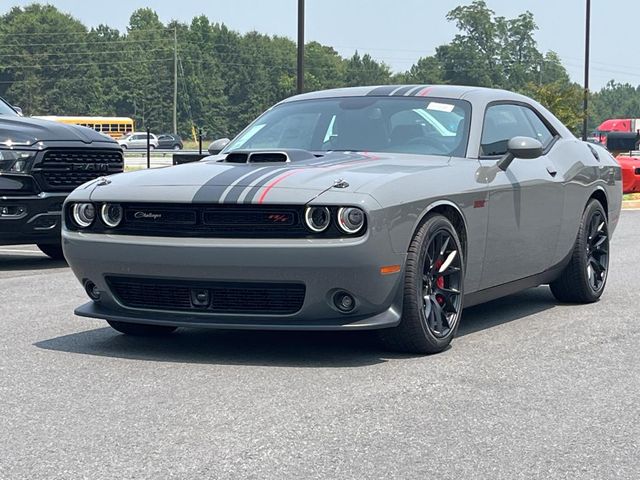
top-left (117, 131), bottom-right (159, 150)
top-left (62, 85), bottom-right (622, 354)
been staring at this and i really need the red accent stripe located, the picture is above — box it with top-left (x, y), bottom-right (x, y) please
top-left (416, 87), bottom-right (433, 96)
top-left (257, 170), bottom-right (301, 204)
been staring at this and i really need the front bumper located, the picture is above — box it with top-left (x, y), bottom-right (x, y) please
top-left (63, 231), bottom-right (406, 330)
top-left (0, 192), bottom-right (67, 245)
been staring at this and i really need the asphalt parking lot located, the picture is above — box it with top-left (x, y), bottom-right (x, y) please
top-left (1, 211), bottom-right (639, 479)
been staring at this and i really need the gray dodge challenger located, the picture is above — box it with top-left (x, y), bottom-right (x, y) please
top-left (62, 85), bottom-right (622, 354)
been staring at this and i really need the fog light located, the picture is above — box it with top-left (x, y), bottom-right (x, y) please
top-left (333, 291), bottom-right (355, 313)
top-left (84, 280), bottom-right (101, 301)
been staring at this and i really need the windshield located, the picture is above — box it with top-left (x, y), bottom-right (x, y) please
top-left (224, 96), bottom-right (471, 157)
top-left (0, 98), bottom-right (18, 116)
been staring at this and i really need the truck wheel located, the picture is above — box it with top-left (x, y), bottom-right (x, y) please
top-left (37, 243), bottom-right (65, 260)
top-left (107, 320), bottom-right (177, 336)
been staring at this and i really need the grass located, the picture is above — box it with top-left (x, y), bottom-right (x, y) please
top-left (624, 193), bottom-right (640, 201)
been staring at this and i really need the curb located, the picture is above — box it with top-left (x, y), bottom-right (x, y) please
top-left (622, 200), bottom-right (640, 210)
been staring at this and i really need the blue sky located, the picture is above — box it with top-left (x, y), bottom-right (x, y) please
top-left (6, 0), bottom-right (638, 90)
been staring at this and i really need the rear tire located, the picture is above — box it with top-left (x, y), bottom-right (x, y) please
top-left (550, 199), bottom-right (609, 303)
top-left (107, 320), bottom-right (177, 336)
top-left (379, 214), bottom-right (464, 354)
top-left (37, 243), bottom-right (65, 260)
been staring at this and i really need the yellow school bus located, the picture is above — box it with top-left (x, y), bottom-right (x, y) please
top-left (32, 116), bottom-right (135, 139)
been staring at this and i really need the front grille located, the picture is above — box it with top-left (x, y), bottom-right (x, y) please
top-left (36, 149), bottom-right (123, 191)
top-left (107, 276), bottom-right (306, 315)
top-left (115, 204), bottom-right (316, 238)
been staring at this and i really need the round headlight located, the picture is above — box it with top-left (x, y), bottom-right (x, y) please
top-left (101, 203), bottom-right (123, 228)
top-left (71, 203), bottom-right (96, 228)
top-left (304, 206), bottom-right (331, 232)
top-left (337, 207), bottom-right (365, 234)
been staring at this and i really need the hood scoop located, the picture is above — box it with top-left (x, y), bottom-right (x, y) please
top-left (223, 149), bottom-right (318, 164)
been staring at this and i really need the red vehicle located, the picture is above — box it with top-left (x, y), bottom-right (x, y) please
top-left (615, 154), bottom-right (640, 194)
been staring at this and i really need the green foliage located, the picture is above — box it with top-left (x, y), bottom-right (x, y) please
top-left (0, 2), bottom-right (633, 138)
top-left (525, 81), bottom-right (584, 134)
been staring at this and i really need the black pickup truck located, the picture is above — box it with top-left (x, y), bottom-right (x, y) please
top-left (0, 98), bottom-right (123, 259)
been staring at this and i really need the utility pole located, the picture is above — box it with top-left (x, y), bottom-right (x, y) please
top-left (297, 0), bottom-right (304, 94)
top-left (582, 0), bottom-right (591, 141)
top-left (173, 26), bottom-right (178, 135)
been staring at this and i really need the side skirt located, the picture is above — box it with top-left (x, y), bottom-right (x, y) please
top-left (463, 253), bottom-right (571, 308)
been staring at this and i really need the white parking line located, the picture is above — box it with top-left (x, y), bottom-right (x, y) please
top-left (0, 248), bottom-right (43, 255)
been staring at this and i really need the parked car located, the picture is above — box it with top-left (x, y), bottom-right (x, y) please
top-left (63, 85), bottom-right (622, 353)
top-left (615, 153), bottom-right (640, 193)
top-left (157, 134), bottom-right (183, 150)
top-left (0, 96), bottom-right (123, 259)
top-left (117, 131), bottom-right (159, 150)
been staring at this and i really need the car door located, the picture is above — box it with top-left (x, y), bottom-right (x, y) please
top-left (478, 102), bottom-right (564, 288)
top-left (131, 134), bottom-right (144, 149)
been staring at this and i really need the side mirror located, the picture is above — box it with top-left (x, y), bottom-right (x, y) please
top-left (496, 136), bottom-right (543, 171)
top-left (207, 138), bottom-right (230, 155)
top-left (12, 105), bottom-right (23, 116)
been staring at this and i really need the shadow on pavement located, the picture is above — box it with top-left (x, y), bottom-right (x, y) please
top-left (0, 254), bottom-right (67, 272)
top-left (35, 328), bottom-right (404, 368)
top-left (35, 287), bottom-right (558, 367)
top-left (458, 286), bottom-right (557, 336)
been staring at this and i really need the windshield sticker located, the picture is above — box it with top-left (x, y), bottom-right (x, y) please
top-left (427, 102), bottom-right (455, 113)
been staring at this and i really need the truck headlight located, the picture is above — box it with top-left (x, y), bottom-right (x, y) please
top-left (71, 203), bottom-right (96, 228)
top-left (0, 150), bottom-right (35, 173)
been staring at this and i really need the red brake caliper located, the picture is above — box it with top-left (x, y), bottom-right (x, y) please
top-left (434, 259), bottom-right (445, 305)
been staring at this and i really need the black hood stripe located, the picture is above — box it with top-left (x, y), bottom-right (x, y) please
top-left (392, 85), bottom-right (416, 96)
top-left (192, 165), bottom-right (258, 202)
top-left (221, 167), bottom-right (284, 203)
top-left (240, 169), bottom-right (293, 204)
top-left (366, 86), bottom-right (398, 96)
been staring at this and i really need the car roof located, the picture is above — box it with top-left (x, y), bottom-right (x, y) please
top-left (279, 84), bottom-right (531, 104)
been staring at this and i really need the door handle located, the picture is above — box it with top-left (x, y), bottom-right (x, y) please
top-left (546, 166), bottom-right (557, 177)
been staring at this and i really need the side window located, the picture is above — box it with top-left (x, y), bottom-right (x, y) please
top-left (481, 104), bottom-right (555, 156)
top-left (522, 108), bottom-right (554, 147)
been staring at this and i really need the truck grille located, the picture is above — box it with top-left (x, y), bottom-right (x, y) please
top-left (107, 276), bottom-right (306, 315)
top-left (36, 149), bottom-right (123, 191)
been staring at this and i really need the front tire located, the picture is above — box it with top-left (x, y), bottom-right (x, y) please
top-left (379, 214), bottom-right (464, 354)
top-left (550, 199), bottom-right (609, 303)
top-left (107, 320), bottom-right (177, 336)
top-left (37, 243), bottom-right (65, 260)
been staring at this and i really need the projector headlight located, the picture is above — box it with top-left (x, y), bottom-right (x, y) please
top-left (304, 206), bottom-right (331, 232)
top-left (337, 207), bottom-right (365, 234)
top-left (71, 203), bottom-right (96, 228)
top-left (100, 203), bottom-right (123, 228)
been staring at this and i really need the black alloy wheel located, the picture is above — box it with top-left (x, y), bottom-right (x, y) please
top-left (550, 199), bottom-right (610, 303)
top-left (379, 214), bottom-right (465, 354)
top-left (585, 209), bottom-right (609, 292)
top-left (420, 229), bottom-right (463, 338)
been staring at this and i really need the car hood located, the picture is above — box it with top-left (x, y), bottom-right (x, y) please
top-left (0, 116), bottom-right (112, 146)
top-left (88, 151), bottom-right (450, 204)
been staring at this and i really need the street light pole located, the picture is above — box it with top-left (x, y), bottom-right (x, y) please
top-left (297, 0), bottom-right (305, 94)
top-left (582, 0), bottom-right (591, 141)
